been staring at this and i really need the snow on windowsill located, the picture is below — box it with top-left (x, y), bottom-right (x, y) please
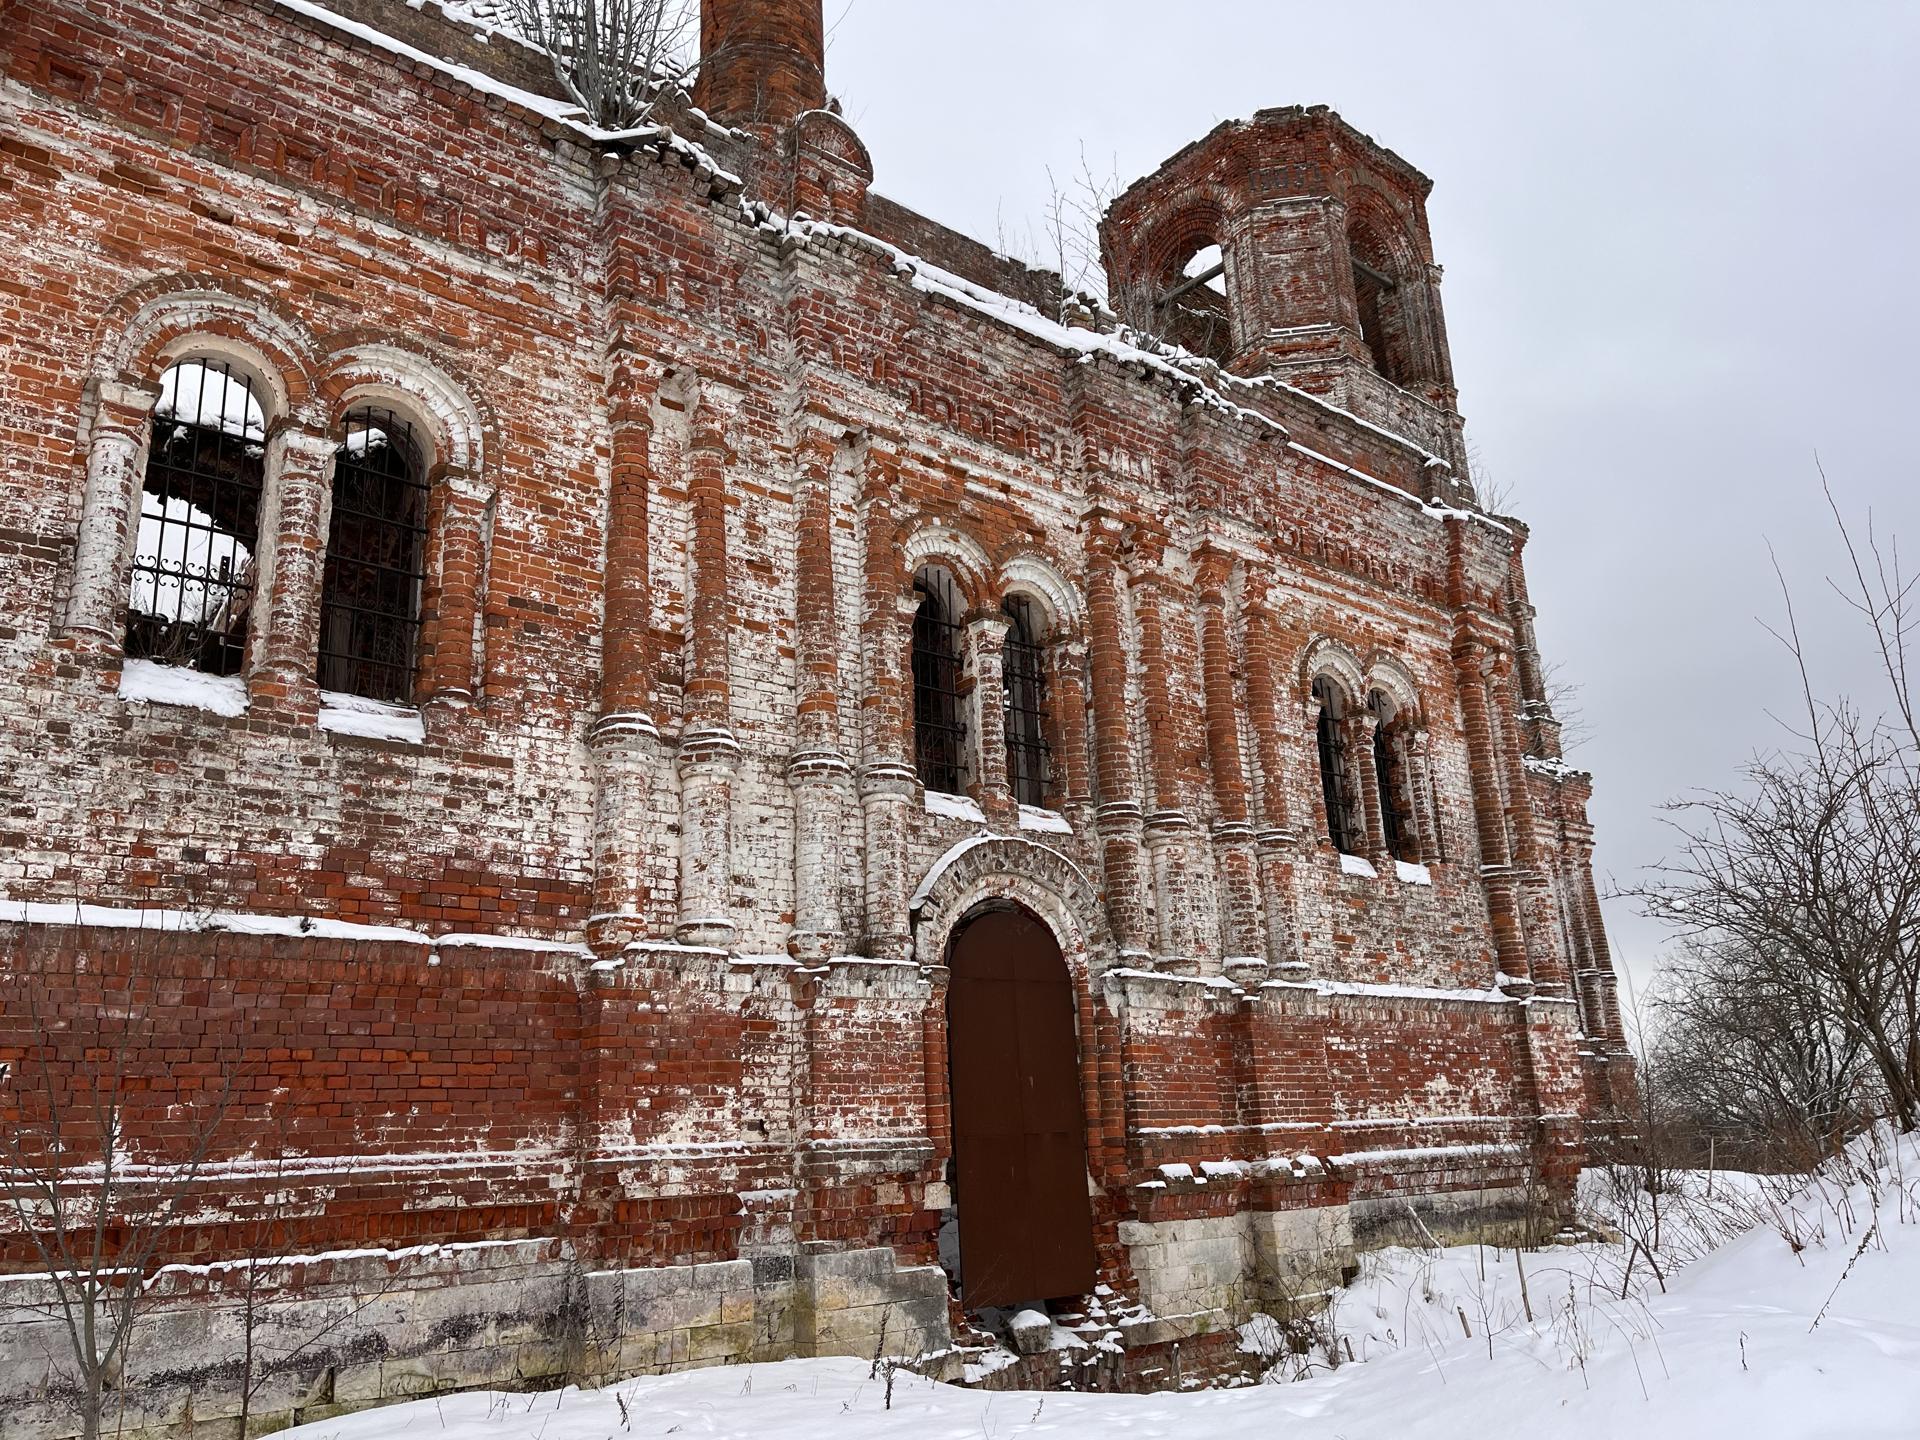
top-left (1338, 852), bottom-right (1377, 879)
top-left (1395, 860), bottom-right (1433, 886)
top-left (318, 690), bottom-right (426, 744)
top-left (923, 790), bottom-right (984, 823)
top-left (118, 659), bottom-right (249, 718)
top-left (1018, 804), bottom-right (1072, 835)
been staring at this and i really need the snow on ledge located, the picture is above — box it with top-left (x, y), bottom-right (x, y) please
top-left (118, 659), bottom-right (248, 718)
top-left (1327, 1141), bottom-right (1523, 1169)
top-left (923, 790), bottom-right (985, 823)
top-left (319, 689), bottom-right (426, 744)
top-left (1018, 804), bottom-right (1073, 834)
top-left (1264, 976), bottom-right (1515, 1005)
top-left (0, 898), bottom-right (592, 956)
top-left (1395, 859), bottom-right (1433, 886)
top-left (1338, 852), bottom-right (1378, 878)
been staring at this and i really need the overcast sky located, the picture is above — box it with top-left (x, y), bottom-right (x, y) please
top-left (821, 0), bottom-right (1920, 997)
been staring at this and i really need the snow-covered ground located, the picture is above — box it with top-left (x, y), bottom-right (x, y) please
top-left (282, 1132), bottom-right (1920, 1440)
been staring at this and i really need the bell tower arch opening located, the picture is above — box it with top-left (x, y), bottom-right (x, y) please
top-left (1346, 214), bottom-right (1427, 389)
top-left (944, 901), bottom-right (1098, 1312)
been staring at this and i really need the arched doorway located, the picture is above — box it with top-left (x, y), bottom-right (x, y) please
top-left (945, 903), bottom-right (1097, 1309)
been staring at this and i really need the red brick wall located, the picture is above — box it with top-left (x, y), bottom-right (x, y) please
top-left (0, 0), bottom-right (1631, 1347)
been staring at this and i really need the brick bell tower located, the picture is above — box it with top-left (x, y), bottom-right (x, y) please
top-left (1101, 105), bottom-right (1468, 480)
top-left (695, 0), bottom-right (827, 129)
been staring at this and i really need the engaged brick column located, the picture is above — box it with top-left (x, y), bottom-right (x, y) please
top-left (1196, 555), bottom-right (1263, 982)
top-left (420, 467), bottom-right (493, 706)
top-left (64, 378), bottom-right (159, 649)
top-left (251, 421), bottom-right (337, 713)
top-left (966, 607), bottom-right (1017, 827)
top-left (1047, 636), bottom-right (1092, 826)
top-left (1576, 859), bottom-right (1629, 1051)
top-left (1133, 572), bottom-right (1200, 972)
top-left (676, 421), bottom-right (740, 949)
top-left (858, 460), bottom-right (914, 960)
top-left (1506, 526), bottom-right (1564, 760)
top-left (588, 380), bottom-right (663, 957)
top-left (1560, 847), bottom-right (1604, 1038)
top-left (1406, 728), bottom-right (1441, 865)
top-left (1453, 634), bottom-right (1531, 994)
top-left (1085, 551), bottom-right (1151, 963)
top-left (1491, 653), bottom-right (1567, 997)
top-left (1246, 588), bottom-right (1304, 975)
top-left (1350, 709), bottom-right (1390, 868)
top-left (787, 430), bottom-right (851, 961)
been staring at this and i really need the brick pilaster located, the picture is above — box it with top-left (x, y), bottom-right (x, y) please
top-left (1453, 633), bottom-right (1531, 994)
top-left (251, 421), bottom-right (337, 715)
top-left (63, 378), bottom-right (160, 650)
top-left (420, 467), bottom-right (493, 707)
top-left (1133, 571), bottom-right (1201, 971)
top-left (676, 420), bottom-right (739, 949)
top-left (1085, 550), bottom-right (1151, 963)
top-left (1245, 587), bottom-right (1305, 975)
top-left (858, 454), bottom-right (914, 960)
top-left (1196, 554), bottom-right (1263, 980)
top-left (787, 428), bottom-right (851, 960)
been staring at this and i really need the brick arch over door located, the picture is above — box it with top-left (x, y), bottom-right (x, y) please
top-left (909, 834), bottom-right (1121, 1193)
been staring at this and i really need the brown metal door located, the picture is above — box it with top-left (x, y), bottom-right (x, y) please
top-left (947, 905), bottom-right (1097, 1308)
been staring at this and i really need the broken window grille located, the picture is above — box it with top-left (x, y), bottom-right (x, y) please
top-left (125, 359), bottom-right (266, 676)
top-left (316, 407), bottom-right (429, 704)
top-left (912, 568), bottom-right (967, 796)
top-left (1002, 595), bottom-right (1052, 809)
top-left (1314, 675), bottom-right (1359, 854)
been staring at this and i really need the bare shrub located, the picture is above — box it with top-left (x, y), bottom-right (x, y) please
top-left (1630, 473), bottom-right (1920, 1138)
top-left (501, 0), bottom-right (700, 130)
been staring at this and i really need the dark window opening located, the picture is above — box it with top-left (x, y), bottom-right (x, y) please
top-left (126, 359), bottom-right (266, 676)
top-left (913, 569), bottom-right (967, 795)
top-left (1370, 691), bottom-right (1419, 864)
top-left (1002, 596), bottom-right (1052, 808)
top-left (1348, 225), bottom-right (1422, 388)
top-left (1314, 676), bottom-right (1358, 854)
top-left (317, 407), bottom-right (429, 704)
top-left (1158, 241), bottom-right (1233, 365)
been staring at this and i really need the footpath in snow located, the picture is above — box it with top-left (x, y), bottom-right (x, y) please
top-left (281, 1131), bottom-right (1920, 1440)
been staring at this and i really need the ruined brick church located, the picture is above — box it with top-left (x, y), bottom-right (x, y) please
top-left (0, 0), bottom-right (1633, 1427)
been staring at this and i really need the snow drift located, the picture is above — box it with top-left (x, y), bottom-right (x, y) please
top-left (279, 1129), bottom-right (1920, 1439)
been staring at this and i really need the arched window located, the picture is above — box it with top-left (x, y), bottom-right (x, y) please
top-left (912, 567), bottom-right (967, 795)
top-left (1002, 595), bottom-right (1052, 808)
top-left (126, 359), bottom-right (267, 676)
top-left (1368, 690), bottom-right (1420, 864)
top-left (1157, 239), bottom-right (1233, 364)
top-left (1313, 675), bottom-right (1360, 853)
top-left (1348, 220), bottom-right (1422, 388)
top-left (317, 406), bottom-right (429, 703)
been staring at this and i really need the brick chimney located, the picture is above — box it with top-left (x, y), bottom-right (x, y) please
top-left (696, 0), bottom-right (827, 130)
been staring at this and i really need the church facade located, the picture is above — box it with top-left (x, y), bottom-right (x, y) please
top-left (0, 0), bottom-right (1632, 1429)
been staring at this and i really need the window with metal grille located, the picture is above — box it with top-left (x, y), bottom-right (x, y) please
top-left (1369, 691), bottom-right (1419, 863)
top-left (1002, 596), bottom-right (1052, 808)
top-left (1314, 675), bottom-right (1359, 853)
top-left (126, 360), bottom-right (266, 675)
top-left (317, 407), bottom-right (429, 704)
top-left (912, 569), bottom-right (967, 795)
